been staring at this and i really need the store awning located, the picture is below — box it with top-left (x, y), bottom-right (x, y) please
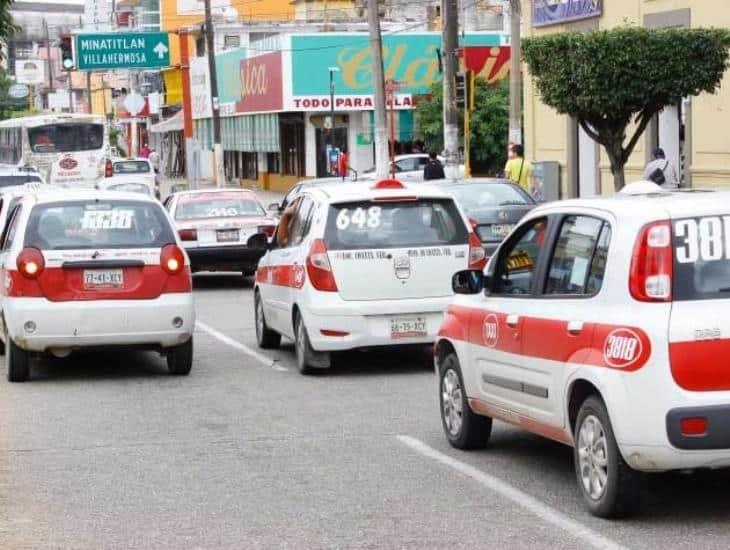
top-left (195, 113), bottom-right (279, 153)
top-left (150, 111), bottom-right (184, 134)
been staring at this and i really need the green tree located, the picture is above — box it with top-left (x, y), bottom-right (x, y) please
top-left (523, 27), bottom-right (730, 190)
top-left (415, 78), bottom-right (509, 175)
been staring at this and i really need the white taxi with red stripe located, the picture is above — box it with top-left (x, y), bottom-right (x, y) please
top-left (0, 190), bottom-right (195, 381)
top-left (164, 189), bottom-right (276, 277)
top-left (254, 179), bottom-right (485, 374)
top-left (436, 185), bottom-right (730, 518)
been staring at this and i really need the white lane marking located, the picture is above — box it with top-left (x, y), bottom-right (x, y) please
top-left (396, 435), bottom-right (628, 550)
top-left (195, 321), bottom-right (288, 371)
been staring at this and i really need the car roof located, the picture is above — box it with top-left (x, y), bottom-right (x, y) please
top-left (301, 180), bottom-right (453, 203)
top-left (25, 189), bottom-right (159, 205)
top-left (173, 187), bottom-right (258, 198)
top-left (431, 177), bottom-right (518, 187)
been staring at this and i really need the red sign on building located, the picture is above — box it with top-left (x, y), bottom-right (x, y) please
top-left (235, 51), bottom-right (283, 113)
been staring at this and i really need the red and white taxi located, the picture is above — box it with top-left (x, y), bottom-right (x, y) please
top-left (254, 179), bottom-right (485, 374)
top-left (436, 186), bottom-right (730, 517)
top-left (0, 190), bottom-right (195, 381)
top-left (164, 189), bottom-right (276, 277)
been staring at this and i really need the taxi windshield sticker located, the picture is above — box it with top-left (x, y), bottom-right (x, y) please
top-left (81, 209), bottom-right (134, 229)
top-left (506, 250), bottom-right (533, 271)
top-left (675, 217), bottom-right (730, 263)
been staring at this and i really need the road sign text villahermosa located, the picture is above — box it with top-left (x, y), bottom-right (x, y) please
top-left (76, 32), bottom-right (171, 70)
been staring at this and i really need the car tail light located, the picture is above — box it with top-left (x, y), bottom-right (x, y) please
top-left (17, 247), bottom-right (45, 279)
top-left (178, 228), bottom-right (197, 241)
top-left (680, 417), bottom-right (708, 437)
top-left (468, 232), bottom-right (486, 270)
top-left (257, 224), bottom-right (276, 238)
top-left (104, 158), bottom-right (113, 178)
top-left (161, 244), bottom-right (185, 275)
top-left (306, 238), bottom-right (337, 292)
top-left (629, 220), bottom-right (672, 302)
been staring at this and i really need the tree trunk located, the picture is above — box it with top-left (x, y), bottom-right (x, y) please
top-left (605, 141), bottom-right (626, 191)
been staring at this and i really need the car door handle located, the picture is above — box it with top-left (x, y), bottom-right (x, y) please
top-left (567, 321), bottom-right (584, 335)
top-left (506, 314), bottom-right (519, 328)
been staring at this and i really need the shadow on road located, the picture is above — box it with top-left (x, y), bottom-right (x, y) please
top-left (192, 272), bottom-right (254, 290)
top-left (287, 344), bottom-right (435, 377)
top-left (26, 350), bottom-right (171, 382)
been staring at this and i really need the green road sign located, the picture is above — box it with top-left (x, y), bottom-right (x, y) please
top-left (76, 32), bottom-right (170, 71)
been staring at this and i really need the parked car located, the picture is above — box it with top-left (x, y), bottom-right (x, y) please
top-left (430, 178), bottom-right (536, 256)
top-left (363, 154), bottom-right (464, 182)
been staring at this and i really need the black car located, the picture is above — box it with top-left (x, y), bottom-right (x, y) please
top-left (431, 178), bottom-right (536, 256)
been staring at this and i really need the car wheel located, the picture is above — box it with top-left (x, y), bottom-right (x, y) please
top-left (574, 395), bottom-right (643, 518)
top-left (255, 291), bottom-right (281, 349)
top-left (167, 337), bottom-right (193, 376)
top-left (439, 352), bottom-right (491, 449)
top-left (6, 334), bottom-right (29, 382)
top-left (294, 312), bottom-right (316, 375)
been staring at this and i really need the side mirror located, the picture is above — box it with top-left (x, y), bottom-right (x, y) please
top-left (452, 269), bottom-right (484, 294)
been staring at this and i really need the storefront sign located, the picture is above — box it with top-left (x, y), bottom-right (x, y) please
top-left (235, 52), bottom-right (283, 112)
top-left (15, 59), bottom-right (46, 85)
top-left (190, 57), bottom-right (212, 119)
top-left (461, 46), bottom-right (511, 84)
top-left (533, 0), bottom-right (602, 28)
top-left (291, 94), bottom-right (414, 111)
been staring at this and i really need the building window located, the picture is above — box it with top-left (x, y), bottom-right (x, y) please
top-left (224, 35), bottom-right (240, 49)
top-left (243, 152), bottom-right (258, 180)
top-left (266, 152), bottom-right (280, 173)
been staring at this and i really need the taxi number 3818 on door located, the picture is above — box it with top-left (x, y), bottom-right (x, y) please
top-left (254, 179), bottom-right (485, 374)
top-left (435, 185), bottom-right (730, 518)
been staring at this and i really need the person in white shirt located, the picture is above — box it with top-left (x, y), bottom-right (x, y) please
top-left (644, 147), bottom-right (678, 188)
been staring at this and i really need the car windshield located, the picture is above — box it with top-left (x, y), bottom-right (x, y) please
top-left (108, 183), bottom-right (151, 195)
top-left (113, 161), bottom-right (151, 174)
top-left (324, 198), bottom-right (468, 250)
top-left (24, 200), bottom-right (174, 250)
top-left (444, 183), bottom-right (534, 212)
top-left (0, 174), bottom-right (42, 187)
top-left (28, 123), bottom-right (104, 153)
top-left (175, 193), bottom-right (265, 220)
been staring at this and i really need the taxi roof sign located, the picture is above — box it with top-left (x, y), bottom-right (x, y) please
top-left (372, 179), bottom-right (405, 190)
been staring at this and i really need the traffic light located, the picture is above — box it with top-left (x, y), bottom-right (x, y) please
top-left (59, 35), bottom-right (74, 71)
top-left (455, 72), bottom-right (466, 109)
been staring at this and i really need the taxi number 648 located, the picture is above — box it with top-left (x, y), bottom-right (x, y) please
top-left (336, 207), bottom-right (381, 230)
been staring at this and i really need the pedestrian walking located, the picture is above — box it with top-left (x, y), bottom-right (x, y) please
top-left (423, 151), bottom-right (445, 180)
top-left (644, 147), bottom-right (678, 188)
top-left (504, 144), bottom-right (533, 192)
top-left (337, 147), bottom-right (349, 180)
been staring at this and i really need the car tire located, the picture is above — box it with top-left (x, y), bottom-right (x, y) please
top-left (7, 335), bottom-right (29, 382)
top-left (439, 352), bottom-right (491, 449)
top-left (167, 337), bottom-right (193, 376)
top-left (574, 395), bottom-right (643, 518)
top-left (255, 291), bottom-right (281, 349)
top-left (294, 312), bottom-right (316, 375)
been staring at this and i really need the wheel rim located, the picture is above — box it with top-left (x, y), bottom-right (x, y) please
top-left (441, 368), bottom-right (464, 436)
top-left (255, 297), bottom-right (264, 341)
top-left (577, 414), bottom-right (609, 501)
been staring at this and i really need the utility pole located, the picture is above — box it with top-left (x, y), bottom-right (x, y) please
top-left (179, 28), bottom-right (196, 188)
top-left (508, 0), bottom-right (522, 146)
top-left (44, 19), bottom-right (54, 110)
top-left (367, 0), bottom-right (389, 179)
top-left (204, 0), bottom-right (225, 187)
top-left (441, 0), bottom-right (459, 178)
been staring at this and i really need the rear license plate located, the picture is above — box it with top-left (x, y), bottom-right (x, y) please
top-left (491, 224), bottom-right (515, 238)
top-left (216, 229), bottom-right (239, 242)
top-left (84, 269), bottom-right (123, 289)
top-left (390, 316), bottom-right (427, 339)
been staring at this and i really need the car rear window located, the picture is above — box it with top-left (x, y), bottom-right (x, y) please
top-left (324, 199), bottom-right (468, 250)
top-left (175, 192), bottom-right (265, 220)
top-left (673, 215), bottom-right (730, 301)
top-left (113, 160), bottom-right (151, 174)
top-left (0, 175), bottom-right (42, 187)
top-left (24, 200), bottom-right (174, 250)
top-left (108, 182), bottom-right (151, 195)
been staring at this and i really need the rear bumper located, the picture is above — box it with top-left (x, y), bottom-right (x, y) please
top-left (666, 405), bottom-right (730, 450)
top-left (185, 245), bottom-right (264, 273)
top-left (3, 294), bottom-right (195, 352)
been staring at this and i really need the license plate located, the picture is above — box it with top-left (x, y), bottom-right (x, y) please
top-left (491, 224), bottom-right (515, 238)
top-left (390, 316), bottom-right (427, 339)
top-left (84, 269), bottom-right (123, 289)
top-left (216, 229), bottom-right (239, 242)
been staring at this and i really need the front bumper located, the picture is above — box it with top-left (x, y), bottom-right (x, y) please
top-left (185, 245), bottom-right (264, 273)
top-left (4, 294), bottom-right (195, 352)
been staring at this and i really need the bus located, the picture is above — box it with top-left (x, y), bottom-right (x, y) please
top-left (0, 113), bottom-right (109, 188)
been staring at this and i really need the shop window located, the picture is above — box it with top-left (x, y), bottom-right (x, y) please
top-left (243, 152), bottom-right (258, 180)
top-left (267, 152), bottom-right (280, 173)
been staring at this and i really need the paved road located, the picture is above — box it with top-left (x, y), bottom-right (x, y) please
top-left (2, 274), bottom-right (730, 549)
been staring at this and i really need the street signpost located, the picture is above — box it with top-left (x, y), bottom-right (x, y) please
top-left (75, 32), bottom-right (171, 71)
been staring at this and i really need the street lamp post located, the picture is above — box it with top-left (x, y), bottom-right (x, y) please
top-left (328, 66), bottom-right (340, 176)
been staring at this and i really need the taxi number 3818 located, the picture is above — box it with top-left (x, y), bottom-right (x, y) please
top-left (675, 216), bottom-right (730, 263)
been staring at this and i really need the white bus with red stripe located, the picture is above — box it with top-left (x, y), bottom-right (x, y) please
top-left (436, 186), bottom-right (730, 517)
top-left (0, 190), bottom-right (195, 381)
top-left (254, 179), bottom-right (485, 374)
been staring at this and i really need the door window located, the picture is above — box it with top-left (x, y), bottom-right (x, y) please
top-left (492, 217), bottom-right (549, 295)
top-left (286, 196), bottom-right (315, 248)
top-left (2, 205), bottom-right (22, 251)
top-left (395, 158), bottom-right (418, 172)
top-left (544, 216), bottom-right (611, 296)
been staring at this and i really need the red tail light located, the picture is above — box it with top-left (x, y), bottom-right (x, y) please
top-left (257, 224), bottom-right (276, 238)
top-left (468, 232), bottom-right (486, 270)
top-left (161, 244), bottom-right (185, 275)
top-left (105, 158), bottom-right (113, 178)
top-left (178, 228), bottom-right (198, 241)
top-left (17, 247), bottom-right (45, 279)
top-left (306, 238), bottom-right (337, 292)
top-left (629, 220), bottom-right (673, 302)
top-left (680, 417), bottom-right (708, 437)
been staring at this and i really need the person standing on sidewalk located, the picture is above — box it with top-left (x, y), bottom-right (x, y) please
top-left (504, 144), bottom-right (533, 193)
top-left (337, 147), bottom-right (349, 180)
top-left (423, 151), bottom-right (446, 180)
top-left (644, 147), bottom-right (679, 188)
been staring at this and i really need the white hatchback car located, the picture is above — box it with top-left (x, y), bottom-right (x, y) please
top-left (102, 158), bottom-right (159, 198)
top-left (436, 186), bottom-right (730, 517)
top-left (254, 179), bottom-right (486, 373)
top-left (0, 190), bottom-right (195, 381)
